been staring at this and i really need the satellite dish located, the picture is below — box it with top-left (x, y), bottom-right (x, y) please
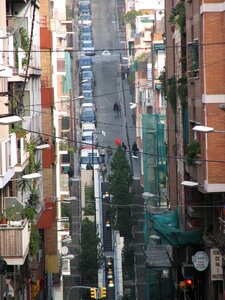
top-left (61, 246), bottom-right (69, 255)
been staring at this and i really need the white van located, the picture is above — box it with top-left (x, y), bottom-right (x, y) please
top-left (80, 148), bottom-right (100, 170)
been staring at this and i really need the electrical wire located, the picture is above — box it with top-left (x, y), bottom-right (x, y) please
top-left (18, 127), bottom-right (225, 165)
top-left (0, 40), bottom-right (225, 51)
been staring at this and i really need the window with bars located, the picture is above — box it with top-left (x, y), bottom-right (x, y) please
top-left (188, 40), bottom-right (199, 78)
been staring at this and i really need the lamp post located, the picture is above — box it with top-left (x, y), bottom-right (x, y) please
top-left (0, 114), bottom-right (22, 124)
top-left (91, 130), bottom-right (106, 168)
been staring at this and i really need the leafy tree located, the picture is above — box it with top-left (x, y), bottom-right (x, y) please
top-left (122, 10), bottom-right (143, 28)
top-left (108, 146), bottom-right (134, 239)
top-left (79, 218), bottom-right (104, 285)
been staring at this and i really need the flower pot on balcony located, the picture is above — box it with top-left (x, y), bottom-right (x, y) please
top-left (1, 218), bottom-right (7, 224)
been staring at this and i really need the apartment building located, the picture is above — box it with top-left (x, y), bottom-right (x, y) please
top-left (166, 0), bottom-right (225, 299)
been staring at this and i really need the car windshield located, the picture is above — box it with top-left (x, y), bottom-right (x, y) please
top-left (81, 83), bottom-right (92, 88)
top-left (81, 35), bottom-right (92, 41)
top-left (81, 26), bottom-right (91, 33)
top-left (80, 57), bottom-right (92, 66)
top-left (82, 98), bottom-right (94, 104)
top-left (82, 91), bottom-right (93, 98)
top-left (81, 108), bottom-right (95, 117)
top-left (82, 41), bottom-right (93, 47)
top-left (82, 71), bottom-right (93, 77)
top-left (81, 15), bottom-right (91, 20)
top-left (80, 156), bottom-right (100, 164)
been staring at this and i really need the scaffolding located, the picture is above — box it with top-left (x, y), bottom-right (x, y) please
top-left (142, 114), bottom-right (167, 207)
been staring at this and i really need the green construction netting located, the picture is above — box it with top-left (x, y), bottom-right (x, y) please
top-left (146, 208), bottom-right (202, 246)
top-left (142, 114), bottom-right (167, 206)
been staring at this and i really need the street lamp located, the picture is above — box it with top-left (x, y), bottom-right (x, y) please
top-left (91, 130), bottom-right (106, 168)
top-left (181, 181), bottom-right (198, 187)
top-left (0, 114), bottom-right (22, 124)
top-left (193, 125), bottom-right (214, 133)
top-left (22, 173), bottom-right (42, 180)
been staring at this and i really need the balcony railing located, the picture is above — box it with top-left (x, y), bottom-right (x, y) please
top-left (0, 219), bottom-right (30, 265)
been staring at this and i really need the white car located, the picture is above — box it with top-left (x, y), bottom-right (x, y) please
top-left (80, 148), bottom-right (100, 170)
top-left (81, 130), bottom-right (98, 147)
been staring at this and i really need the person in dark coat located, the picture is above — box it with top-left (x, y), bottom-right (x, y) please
top-left (113, 102), bottom-right (119, 118)
top-left (132, 142), bottom-right (139, 157)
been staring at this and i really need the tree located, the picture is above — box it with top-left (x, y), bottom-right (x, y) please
top-left (108, 146), bottom-right (134, 239)
top-left (122, 10), bottom-right (142, 28)
top-left (79, 218), bottom-right (104, 285)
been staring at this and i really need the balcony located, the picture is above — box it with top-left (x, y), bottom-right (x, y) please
top-left (0, 219), bottom-right (30, 265)
top-left (0, 133), bottom-right (18, 188)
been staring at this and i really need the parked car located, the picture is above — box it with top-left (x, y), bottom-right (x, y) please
top-left (81, 40), bottom-right (95, 56)
top-left (81, 102), bottom-right (96, 113)
top-left (79, 14), bottom-right (92, 26)
top-left (80, 106), bottom-right (96, 126)
top-left (81, 130), bottom-right (98, 148)
top-left (80, 148), bottom-right (100, 170)
top-left (79, 56), bottom-right (92, 70)
top-left (82, 122), bottom-right (96, 132)
top-left (79, 2), bottom-right (91, 15)
top-left (80, 82), bottom-right (94, 94)
top-left (81, 90), bottom-right (93, 99)
top-left (80, 70), bottom-right (96, 86)
top-left (80, 32), bottom-right (93, 44)
top-left (80, 25), bottom-right (92, 36)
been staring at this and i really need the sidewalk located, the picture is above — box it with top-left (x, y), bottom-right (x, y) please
top-left (116, 1), bottom-right (147, 299)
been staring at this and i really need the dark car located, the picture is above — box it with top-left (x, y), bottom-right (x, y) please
top-left (80, 82), bottom-right (94, 94)
top-left (80, 70), bottom-right (96, 86)
top-left (79, 14), bottom-right (92, 26)
top-left (79, 3), bottom-right (91, 15)
top-left (80, 107), bottom-right (96, 126)
top-left (81, 97), bottom-right (94, 105)
top-left (81, 90), bottom-right (93, 99)
top-left (80, 25), bottom-right (92, 35)
top-left (79, 56), bottom-right (92, 70)
top-left (80, 32), bottom-right (93, 43)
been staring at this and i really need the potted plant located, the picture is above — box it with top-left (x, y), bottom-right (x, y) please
top-left (0, 211), bottom-right (7, 224)
top-left (6, 206), bottom-right (16, 225)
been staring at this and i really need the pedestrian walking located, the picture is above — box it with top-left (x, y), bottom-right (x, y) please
top-left (113, 101), bottom-right (119, 118)
top-left (106, 145), bottom-right (113, 163)
top-left (121, 66), bottom-right (125, 80)
top-left (121, 142), bottom-right (127, 152)
top-left (132, 141), bottom-right (139, 158)
top-left (100, 163), bottom-right (107, 181)
top-left (100, 147), bottom-right (106, 163)
top-left (125, 66), bottom-right (130, 78)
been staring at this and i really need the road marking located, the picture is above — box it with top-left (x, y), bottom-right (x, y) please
top-left (101, 50), bottom-right (111, 55)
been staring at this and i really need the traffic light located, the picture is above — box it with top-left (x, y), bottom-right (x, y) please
top-left (90, 287), bottom-right (97, 299)
top-left (185, 278), bottom-right (193, 287)
top-left (100, 287), bottom-right (107, 299)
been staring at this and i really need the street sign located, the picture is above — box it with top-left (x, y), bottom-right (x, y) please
top-left (192, 251), bottom-right (209, 271)
top-left (210, 248), bottom-right (223, 281)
